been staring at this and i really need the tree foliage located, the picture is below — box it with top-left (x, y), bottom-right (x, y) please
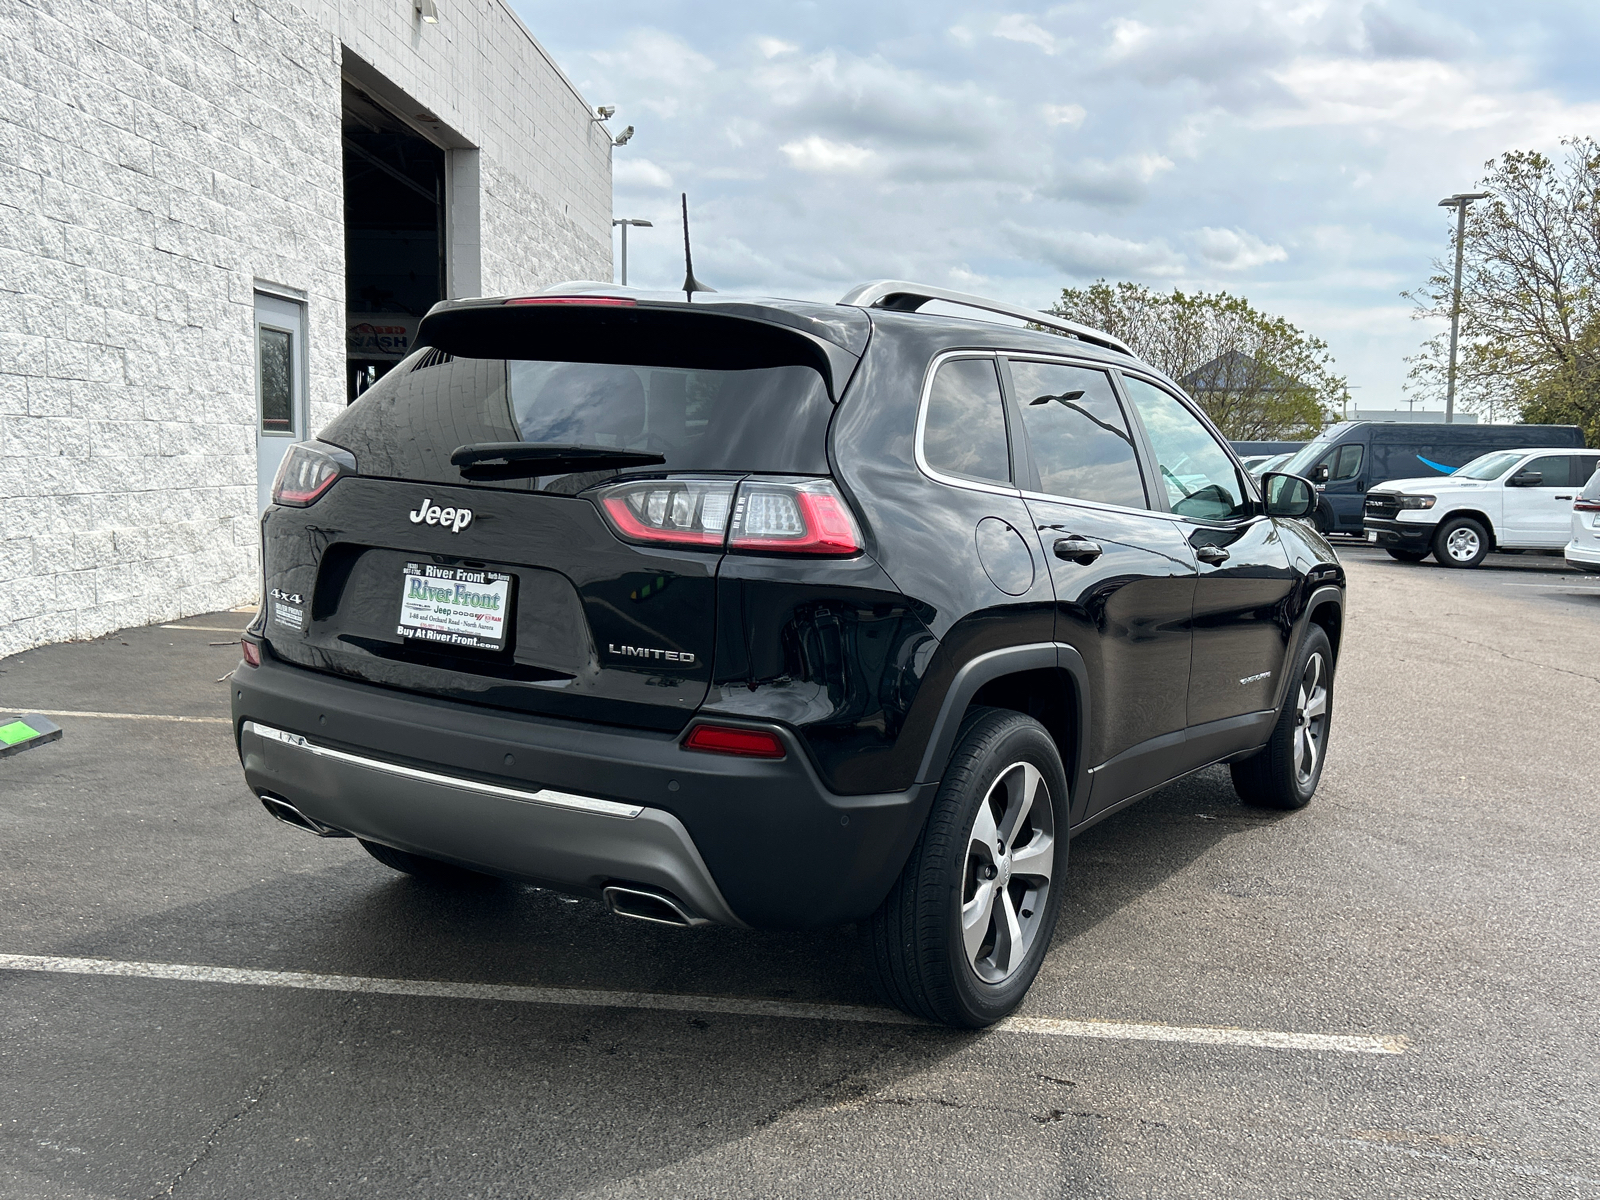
top-left (1048, 281), bottom-right (1346, 440)
top-left (1404, 138), bottom-right (1600, 443)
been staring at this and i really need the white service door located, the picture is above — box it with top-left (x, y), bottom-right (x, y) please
top-left (255, 294), bottom-right (307, 512)
top-left (1500, 454), bottom-right (1585, 548)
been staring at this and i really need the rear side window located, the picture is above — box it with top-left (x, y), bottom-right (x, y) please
top-left (320, 354), bottom-right (833, 491)
top-left (1121, 375), bottom-right (1250, 521)
top-left (1008, 360), bottom-right (1146, 508)
top-left (922, 357), bottom-right (1010, 484)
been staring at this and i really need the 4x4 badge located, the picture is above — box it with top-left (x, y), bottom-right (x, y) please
top-left (408, 498), bottom-right (474, 533)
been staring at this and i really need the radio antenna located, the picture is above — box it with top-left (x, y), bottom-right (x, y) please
top-left (680, 192), bottom-right (716, 302)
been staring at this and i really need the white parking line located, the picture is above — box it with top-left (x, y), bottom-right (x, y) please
top-left (15, 710), bottom-right (229, 725)
top-left (0, 953), bottom-right (1405, 1055)
top-left (159, 624), bottom-right (252, 633)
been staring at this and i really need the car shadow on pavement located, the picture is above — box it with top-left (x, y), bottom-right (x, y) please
top-left (13, 768), bottom-right (1282, 1199)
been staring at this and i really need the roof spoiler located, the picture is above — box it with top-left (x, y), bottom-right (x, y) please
top-left (838, 280), bottom-right (1133, 357)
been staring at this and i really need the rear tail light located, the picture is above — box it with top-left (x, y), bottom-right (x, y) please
top-left (1575, 499), bottom-right (1600, 512)
top-left (597, 477), bottom-right (736, 547)
top-left (271, 442), bottom-right (357, 507)
top-left (682, 724), bottom-right (787, 759)
top-left (593, 476), bottom-right (863, 556)
top-left (729, 479), bottom-right (862, 555)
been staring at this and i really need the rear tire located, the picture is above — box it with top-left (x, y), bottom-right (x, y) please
top-left (1385, 548), bottom-right (1428, 563)
top-left (865, 708), bottom-right (1069, 1028)
top-left (360, 839), bottom-right (495, 885)
top-left (1230, 626), bottom-right (1333, 811)
top-left (1433, 516), bottom-right (1489, 568)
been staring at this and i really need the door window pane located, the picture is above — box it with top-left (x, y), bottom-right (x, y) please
top-left (1577, 455), bottom-right (1600, 491)
top-left (259, 326), bottom-right (293, 433)
top-left (1523, 456), bottom-right (1570, 487)
top-left (1121, 375), bottom-right (1249, 520)
top-left (1009, 360), bottom-right (1146, 508)
top-left (923, 357), bottom-right (1010, 484)
top-left (1331, 443), bottom-right (1363, 481)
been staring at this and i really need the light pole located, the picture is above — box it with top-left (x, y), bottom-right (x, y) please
top-left (1437, 191), bottom-right (1490, 424)
top-left (612, 218), bottom-right (652, 287)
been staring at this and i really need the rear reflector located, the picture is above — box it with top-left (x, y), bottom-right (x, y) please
top-left (682, 724), bottom-right (787, 759)
top-left (241, 640), bottom-right (261, 668)
top-left (505, 296), bottom-right (636, 307)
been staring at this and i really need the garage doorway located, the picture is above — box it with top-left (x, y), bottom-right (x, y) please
top-left (343, 80), bottom-right (445, 401)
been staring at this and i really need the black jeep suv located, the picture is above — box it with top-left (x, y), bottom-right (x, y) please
top-left (233, 280), bottom-right (1343, 1028)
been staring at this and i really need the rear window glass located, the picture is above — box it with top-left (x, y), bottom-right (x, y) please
top-left (320, 353), bottom-right (834, 492)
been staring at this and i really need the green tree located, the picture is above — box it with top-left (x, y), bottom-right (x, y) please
top-left (1404, 138), bottom-right (1600, 444)
top-left (1048, 281), bottom-right (1346, 440)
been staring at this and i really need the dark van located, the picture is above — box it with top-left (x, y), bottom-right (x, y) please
top-left (1276, 421), bottom-right (1586, 534)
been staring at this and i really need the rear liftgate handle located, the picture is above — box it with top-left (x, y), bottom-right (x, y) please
top-left (1196, 545), bottom-right (1231, 565)
top-left (1053, 535), bottom-right (1103, 565)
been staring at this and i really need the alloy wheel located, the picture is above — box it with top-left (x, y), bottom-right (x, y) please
top-left (1293, 652), bottom-right (1329, 786)
top-left (961, 761), bottom-right (1055, 983)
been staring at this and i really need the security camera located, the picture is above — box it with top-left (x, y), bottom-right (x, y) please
top-left (613, 126), bottom-right (634, 146)
top-left (595, 105), bottom-right (616, 120)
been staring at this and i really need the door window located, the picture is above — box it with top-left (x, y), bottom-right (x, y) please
top-left (1329, 443), bottom-right (1363, 481)
top-left (1577, 455), bottom-right (1600, 490)
top-left (1121, 375), bottom-right (1249, 520)
top-left (258, 326), bottom-right (294, 434)
top-left (1008, 360), bottom-right (1146, 508)
top-left (922, 357), bottom-right (1010, 484)
top-left (1522, 456), bottom-right (1572, 487)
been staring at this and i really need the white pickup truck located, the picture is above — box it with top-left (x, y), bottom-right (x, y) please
top-left (1363, 447), bottom-right (1600, 568)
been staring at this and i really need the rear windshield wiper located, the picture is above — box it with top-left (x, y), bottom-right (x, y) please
top-left (449, 443), bottom-right (665, 481)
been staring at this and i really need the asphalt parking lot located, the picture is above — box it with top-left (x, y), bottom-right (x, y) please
top-left (4, 551), bottom-right (1599, 1199)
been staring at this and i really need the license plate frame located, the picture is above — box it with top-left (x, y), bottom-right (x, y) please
top-left (396, 562), bottom-right (514, 653)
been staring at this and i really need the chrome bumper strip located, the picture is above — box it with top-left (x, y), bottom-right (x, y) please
top-left (242, 721), bottom-right (644, 819)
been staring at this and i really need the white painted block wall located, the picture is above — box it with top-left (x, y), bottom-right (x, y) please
top-left (0, 0), bottom-right (611, 658)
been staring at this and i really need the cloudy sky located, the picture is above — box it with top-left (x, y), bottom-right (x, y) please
top-left (514, 0), bottom-right (1600, 409)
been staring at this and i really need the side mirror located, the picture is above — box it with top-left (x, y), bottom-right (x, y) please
top-left (1507, 470), bottom-right (1542, 487)
top-left (1262, 472), bottom-right (1317, 519)
top-left (1310, 463), bottom-right (1330, 484)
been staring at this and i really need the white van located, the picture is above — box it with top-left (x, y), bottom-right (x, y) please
top-left (1567, 466), bottom-right (1600, 573)
top-left (1364, 447), bottom-right (1600, 568)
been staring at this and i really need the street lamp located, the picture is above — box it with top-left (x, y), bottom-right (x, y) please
top-left (612, 218), bottom-right (652, 287)
top-left (1437, 191), bottom-right (1491, 424)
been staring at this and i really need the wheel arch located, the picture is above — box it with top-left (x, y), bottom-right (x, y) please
top-left (1436, 508), bottom-right (1497, 551)
top-left (915, 644), bottom-right (1090, 814)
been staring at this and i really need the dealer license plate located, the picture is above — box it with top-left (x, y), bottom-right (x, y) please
top-left (397, 562), bottom-right (513, 652)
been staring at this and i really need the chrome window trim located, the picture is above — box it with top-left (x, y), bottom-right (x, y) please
top-left (1018, 487), bottom-right (1185, 523)
top-left (244, 722), bottom-right (645, 819)
top-left (913, 350), bottom-right (1024, 499)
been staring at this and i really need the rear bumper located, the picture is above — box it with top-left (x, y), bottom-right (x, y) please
top-left (1364, 517), bottom-right (1436, 550)
top-left (1566, 539), bottom-right (1600, 572)
top-left (230, 652), bottom-right (937, 929)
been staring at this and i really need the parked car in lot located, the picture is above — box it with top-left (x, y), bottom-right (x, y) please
top-left (1277, 420), bottom-right (1585, 536)
top-left (233, 280), bottom-right (1344, 1027)
top-left (1244, 451), bottom-right (1294, 477)
top-left (1365, 447), bottom-right (1600, 567)
top-left (1566, 465), bottom-right (1600, 574)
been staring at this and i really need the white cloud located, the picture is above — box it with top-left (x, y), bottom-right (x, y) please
top-left (993, 14), bottom-right (1060, 54)
top-left (780, 135), bottom-right (874, 172)
top-left (756, 36), bottom-right (797, 58)
top-left (1049, 153), bottom-right (1175, 207)
top-left (612, 157), bottom-right (674, 190)
top-left (1007, 223), bottom-right (1186, 278)
top-left (1042, 103), bottom-right (1086, 128)
top-left (1190, 226), bottom-right (1288, 269)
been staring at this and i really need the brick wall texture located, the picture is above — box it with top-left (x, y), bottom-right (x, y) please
top-left (0, 0), bottom-right (611, 657)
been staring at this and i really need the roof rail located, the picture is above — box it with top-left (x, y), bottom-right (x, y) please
top-left (837, 280), bottom-right (1133, 357)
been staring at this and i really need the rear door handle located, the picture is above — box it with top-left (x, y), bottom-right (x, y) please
top-left (1556, 495), bottom-right (1574, 500)
top-left (1053, 536), bottom-right (1103, 565)
top-left (1196, 545), bottom-right (1230, 565)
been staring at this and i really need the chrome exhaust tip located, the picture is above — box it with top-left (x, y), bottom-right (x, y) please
top-left (602, 885), bottom-right (710, 928)
top-left (258, 793), bottom-right (351, 838)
